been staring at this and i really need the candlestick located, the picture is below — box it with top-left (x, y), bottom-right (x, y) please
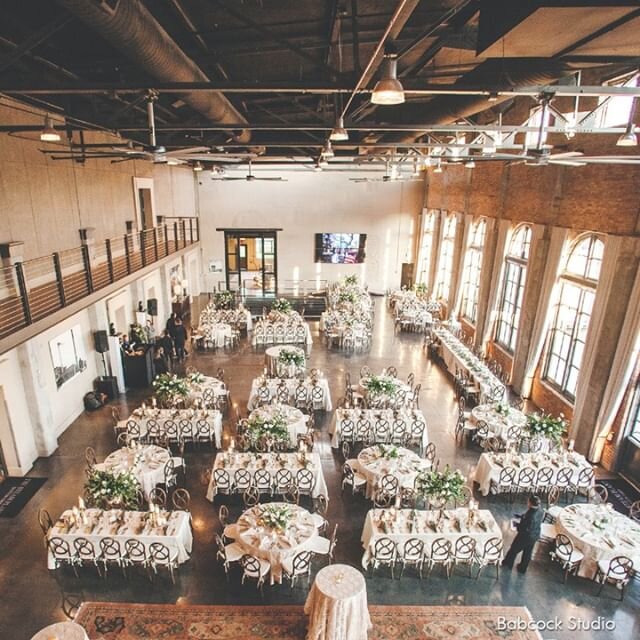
top-left (152, 397), bottom-right (157, 408)
top-left (78, 496), bottom-right (85, 510)
top-left (568, 439), bottom-right (575, 452)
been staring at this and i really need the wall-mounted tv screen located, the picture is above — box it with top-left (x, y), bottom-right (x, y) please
top-left (315, 233), bottom-right (367, 264)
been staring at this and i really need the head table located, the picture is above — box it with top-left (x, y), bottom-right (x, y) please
top-left (304, 563), bottom-right (371, 640)
top-left (555, 503), bottom-right (640, 577)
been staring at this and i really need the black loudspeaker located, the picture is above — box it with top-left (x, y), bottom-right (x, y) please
top-left (94, 330), bottom-right (109, 353)
top-left (147, 298), bottom-right (158, 316)
top-left (96, 376), bottom-right (118, 400)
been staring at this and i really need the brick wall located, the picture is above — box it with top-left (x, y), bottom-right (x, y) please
top-left (530, 364), bottom-right (574, 423)
top-left (486, 340), bottom-right (514, 382)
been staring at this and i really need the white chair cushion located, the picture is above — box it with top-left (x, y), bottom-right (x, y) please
top-left (353, 473), bottom-right (368, 486)
top-left (224, 542), bottom-right (244, 563)
top-left (557, 547), bottom-right (584, 563)
top-left (307, 537), bottom-right (331, 555)
top-left (546, 505), bottom-right (563, 518)
top-left (311, 513), bottom-right (327, 530)
top-left (540, 523), bottom-right (557, 541)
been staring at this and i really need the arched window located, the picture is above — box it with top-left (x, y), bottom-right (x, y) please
top-left (417, 212), bottom-right (435, 285)
top-left (495, 225), bottom-right (532, 352)
top-left (460, 219), bottom-right (486, 323)
top-left (435, 215), bottom-right (457, 301)
top-left (543, 234), bottom-right (604, 399)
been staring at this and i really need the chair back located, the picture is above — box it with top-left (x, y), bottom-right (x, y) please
top-left (172, 488), bottom-right (191, 511)
top-left (99, 537), bottom-right (122, 560)
top-left (373, 537), bottom-right (396, 561)
top-left (243, 486), bottom-right (260, 507)
top-left (430, 537), bottom-right (451, 560)
top-left (454, 535), bottom-right (476, 559)
top-left (402, 537), bottom-right (424, 561)
top-left (148, 541), bottom-right (171, 565)
top-left (73, 537), bottom-right (97, 560)
top-left (149, 486), bottom-right (167, 508)
top-left (125, 538), bottom-right (146, 562)
top-left (234, 468), bottom-right (252, 491)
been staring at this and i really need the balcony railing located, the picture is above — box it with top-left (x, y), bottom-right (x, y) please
top-left (0, 217), bottom-right (199, 340)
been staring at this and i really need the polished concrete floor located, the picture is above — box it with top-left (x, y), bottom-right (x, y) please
top-left (1, 296), bottom-right (638, 640)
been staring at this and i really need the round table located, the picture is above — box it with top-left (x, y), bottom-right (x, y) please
top-left (471, 403), bottom-right (527, 439)
top-left (265, 345), bottom-right (306, 377)
top-left (555, 503), bottom-right (640, 578)
top-left (188, 376), bottom-right (227, 406)
top-left (200, 322), bottom-right (232, 348)
top-left (249, 404), bottom-right (308, 447)
top-left (304, 563), bottom-right (371, 640)
top-left (97, 444), bottom-right (169, 499)
top-left (357, 445), bottom-right (429, 499)
top-left (31, 622), bottom-right (88, 640)
top-left (236, 502), bottom-right (318, 583)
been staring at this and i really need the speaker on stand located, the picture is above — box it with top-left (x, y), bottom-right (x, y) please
top-left (94, 330), bottom-right (118, 399)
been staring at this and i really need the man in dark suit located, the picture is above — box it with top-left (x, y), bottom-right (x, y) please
top-left (502, 494), bottom-right (543, 574)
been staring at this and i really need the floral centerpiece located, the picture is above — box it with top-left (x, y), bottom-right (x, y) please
top-left (363, 374), bottom-right (398, 397)
top-left (413, 282), bottom-right (428, 297)
top-left (278, 348), bottom-right (305, 368)
top-left (415, 465), bottom-right (466, 504)
top-left (214, 290), bottom-right (235, 309)
top-left (130, 323), bottom-right (147, 344)
top-left (338, 290), bottom-right (358, 304)
top-left (525, 411), bottom-right (568, 444)
top-left (152, 373), bottom-right (189, 406)
top-left (259, 504), bottom-right (292, 532)
top-left (344, 275), bottom-right (358, 286)
top-left (376, 444), bottom-right (399, 459)
top-left (271, 298), bottom-right (292, 314)
top-left (495, 401), bottom-right (511, 417)
top-left (246, 412), bottom-right (290, 447)
top-left (187, 371), bottom-right (205, 385)
top-left (85, 469), bottom-right (140, 509)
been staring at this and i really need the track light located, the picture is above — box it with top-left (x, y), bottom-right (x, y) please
top-left (193, 161), bottom-right (203, 172)
top-left (488, 92), bottom-right (498, 103)
top-left (167, 158), bottom-right (180, 166)
top-left (371, 53), bottom-right (405, 105)
top-left (322, 140), bottom-right (335, 158)
top-left (464, 159), bottom-right (476, 169)
top-left (433, 160), bottom-right (443, 173)
top-left (616, 122), bottom-right (637, 147)
top-left (318, 156), bottom-right (329, 168)
top-left (40, 114), bottom-right (61, 142)
top-left (423, 156), bottom-right (432, 168)
top-left (329, 116), bottom-right (348, 141)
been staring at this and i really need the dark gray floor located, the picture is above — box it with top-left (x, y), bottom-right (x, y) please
top-left (1, 297), bottom-right (638, 640)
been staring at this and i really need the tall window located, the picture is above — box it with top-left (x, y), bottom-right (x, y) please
top-left (626, 379), bottom-right (640, 444)
top-left (495, 225), bottom-right (531, 352)
top-left (543, 235), bottom-right (604, 400)
top-left (435, 215), bottom-right (457, 301)
top-left (460, 219), bottom-right (486, 323)
top-left (417, 212), bottom-right (435, 285)
top-left (597, 72), bottom-right (638, 127)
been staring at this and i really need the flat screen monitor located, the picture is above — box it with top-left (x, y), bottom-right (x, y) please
top-left (315, 233), bottom-right (367, 264)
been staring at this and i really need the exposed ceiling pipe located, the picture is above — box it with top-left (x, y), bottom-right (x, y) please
top-left (56, 0), bottom-right (251, 143)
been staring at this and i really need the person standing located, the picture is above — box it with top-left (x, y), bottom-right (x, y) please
top-left (502, 494), bottom-right (544, 574)
top-left (159, 330), bottom-right (174, 370)
top-left (173, 317), bottom-right (188, 362)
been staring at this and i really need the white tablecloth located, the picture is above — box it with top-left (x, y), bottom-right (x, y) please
top-left (233, 503), bottom-right (321, 583)
top-left (31, 622), bottom-right (88, 640)
top-left (248, 376), bottom-right (332, 411)
top-left (206, 452), bottom-right (328, 500)
top-left (187, 376), bottom-right (229, 407)
top-left (361, 507), bottom-right (502, 568)
top-left (357, 446), bottom-right (430, 498)
top-left (123, 408), bottom-right (223, 448)
top-left (556, 503), bottom-right (640, 577)
top-left (473, 451), bottom-right (592, 496)
top-left (305, 564), bottom-right (371, 640)
top-left (94, 445), bottom-right (172, 499)
top-left (198, 322), bottom-right (233, 348)
top-left (264, 345), bottom-right (307, 377)
top-left (435, 328), bottom-right (505, 402)
top-left (47, 508), bottom-right (192, 569)
top-left (249, 404), bottom-right (308, 448)
top-left (358, 375), bottom-right (413, 408)
top-left (330, 409), bottom-right (428, 449)
top-left (471, 404), bottom-right (527, 439)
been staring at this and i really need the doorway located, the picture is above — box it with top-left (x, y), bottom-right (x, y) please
top-left (223, 231), bottom-right (278, 298)
top-left (138, 188), bottom-right (154, 229)
top-left (133, 177), bottom-right (155, 230)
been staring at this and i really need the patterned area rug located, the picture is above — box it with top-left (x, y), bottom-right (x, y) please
top-left (75, 602), bottom-right (542, 640)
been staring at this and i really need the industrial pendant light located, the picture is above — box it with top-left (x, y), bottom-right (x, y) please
top-left (40, 115), bottom-right (61, 142)
top-left (322, 140), bottom-right (335, 158)
top-left (371, 53), bottom-right (405, 105)
top-left (464, 159), bottom-right (476, 168)
top-left (616, 122), bottom-right (637, 147)
top-left (433, 160), bottom-right (443, 173)
top-left (329, 116), bottom-right (349, 141)
top-left (192, 161), bottom-right (203, 172)
top-left (318, 156), bottom-right (329, 168)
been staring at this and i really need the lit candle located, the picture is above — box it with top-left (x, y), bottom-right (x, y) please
top-left (142, 402), bottom-right (146, 410)
top-left (152, 397), bottom-right (157, 408)
top-left (568, 439), bottom-right (575, 452)
top-left (229, 438), bottom-right (235, 452)
top-left (78, 496), bottom-right (85, 510)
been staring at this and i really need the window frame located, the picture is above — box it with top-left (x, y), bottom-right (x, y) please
top-left (626, 380), bottom-right (640, 446)
top-left (435, 214), bottom-right (457, 301)
top-left (417, 212), bottom-right (436, 285)
top-left (460, 219), bottom-right (486, 324)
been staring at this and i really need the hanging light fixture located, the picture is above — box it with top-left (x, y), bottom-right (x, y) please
top-left (616, 122), bottom-right (638, 147)
top-left (423, 156), bottom-right (432, 169)
top-left (322, 140), bottom-right (335, 158)
top-left (329, 116), bottom-right (349, 141)
top-left (167, 158), bottom-right (180, 166)
top-left (433, 160), bottom-right (443, 173)
top-left (318, 156), bottom-right (329, 168)
top-left (464, 159), bottom-right (476, 169)
top-left (193, 161), bottom-right (203, 172)
top-left (40, 115), bottom-right (61, 142)
top-left (371, 53), bottom-right (405, 105)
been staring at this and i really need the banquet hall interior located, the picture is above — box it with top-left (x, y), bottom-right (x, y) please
top-left (1, 1), bottom-right (640, 639)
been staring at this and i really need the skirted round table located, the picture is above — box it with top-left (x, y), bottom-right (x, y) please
top-left (304, 563), bottom-right (371, 640)
top-left (31, 622), bottom-right (88, 640)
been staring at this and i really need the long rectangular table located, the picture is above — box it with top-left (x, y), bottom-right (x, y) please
top-left (47, 508), bottom-right (192, 569)
top-left (247, 376), bottom-right (332, 411)
top-left (361, 507), bottom-right (502, 568)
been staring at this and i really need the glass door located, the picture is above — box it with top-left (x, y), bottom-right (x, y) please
top-left (224, 231), bottom-right (278, 298)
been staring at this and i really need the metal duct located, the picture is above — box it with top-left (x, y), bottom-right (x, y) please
top-left (57, 0), bottom-right (250, 143)
top-left (380, 59), bottom-right (570, 144)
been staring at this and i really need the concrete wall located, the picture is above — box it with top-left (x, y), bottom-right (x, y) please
top-left (197, 170), bottom-right (423, 294)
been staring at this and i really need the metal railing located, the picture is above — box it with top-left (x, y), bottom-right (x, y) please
top-left (0, 217), bottom-right (199, 340)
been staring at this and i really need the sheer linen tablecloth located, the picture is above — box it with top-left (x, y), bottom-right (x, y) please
top-left (361, 507), bottom-right (502, 568)
top-left (47, 508), bottom-right (192, 569)
top-left (31, 622), bottom-right (88, 640)
top-left (235, 503), bottom-right (319, 584)
top-left (94, 444), bottom-right (171, 499)
top-left (247, 375), bottom-right (332, 411)
top-left (206, 452), bottom-right (328, 500)
top-left (124, 408), bottom-right (223, 447)
top-left (249, 404), bottom-right (309, 448)
top-left (330, 408), bottom-right (428, 448)
top-left (471, 404), bottom-right (527, 438)
top-left (304, 564), bottom-right (371, 640)
top-left (555, 503), bottom-right (640, 577)
top-left (199, 321), bottom-right (233, 348)
top-left (473, 451), bottom-right (591, 496)
top-left (357, 446), bottom-right (430, 499)
top-left (264, 345), bottom-right (307, 377)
